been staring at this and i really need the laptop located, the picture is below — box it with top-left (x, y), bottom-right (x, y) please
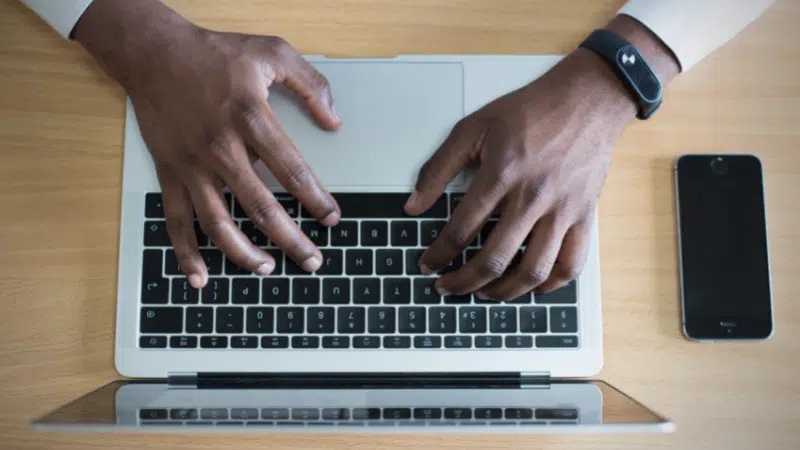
top-left (32, 55), bottom-right (673, 433)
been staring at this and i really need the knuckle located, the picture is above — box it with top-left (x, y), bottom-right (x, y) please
top-left (247, 199), bottom-right (284, 228)
top-left (265, 36), bottom-right (293, 58)
top-left (554, 262), bottom-right (583, 282)
top-left (283, 163), bottom-right (315, 192)
top-left (231, 100), bottom-right (264, 133)
top-left (439, 227), bottom-right (474, 252)
top-left (198, 214), bottom-right (230, 241)
top-left (522, 265), bottom-right (552, 286)
top-left (309, 70), bottom-right (331, 94)
top-left (477, 254), bottom-right (511, 279)
top-left (491, 163), bottom-right (517, 193)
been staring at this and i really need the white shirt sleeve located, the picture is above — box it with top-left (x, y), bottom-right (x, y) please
top-left (618, 0), bottom-right (776, 72)
top-left (21, 0), bottom-right (95, 39)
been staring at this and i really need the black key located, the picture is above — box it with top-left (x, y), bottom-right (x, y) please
top-left (398, 307), bottom-right (426, 333)
top-left (317, 249), bottom-right (343, 275)
top-left (405, 249), bottom-right (424, 275)
top-left (429, 307), bottom-right (457, 333)
top-left (139, 409), bottom-right (168, 420)
top-left (285, 256), bottom-right (311, 276)
top-left (262, 278), bottom-right (290, 304)
top-left (292, 278), bottom-right (320, 304)
top-left (330, 221), bottom-right (358, 246)
top-left (353, 278), bottom-right (380, 304)
top-left (520, 307), bottom-right (548, 333)
top-left (231, 335), bottom-right (258, 348)
top-left (375, 249), bottom-right (403, 275)
top-left (264, 249), bottom-right (284, 274)
top-left (352, 408), bottom-right (381, 420)
top-left (261, 336), bottom-right (289, 348)
top-left (139, 336), bottom-right (166, 348)
top-left (475, 408), bottom-right (503, 420)
top-left (508, 291), bottom-right (533, 304)
top-left (232, 198), bottom-right (247, 218)
top-left (201, 278), bottom-right (229, 304)
top-left (199, 249), bottom-right (223, 275)
top-left (505, 408), bottom-right (534, 420)
top-left (505, 335), bottom-right (533, 348)
top-left (240, 221), bottom-right (267, 246)
top-left (215, 307), bottom-right (243, 333)
top-left (391, 221), bottom-right (418, 247)
top-left (479, 220), bottom-right (498, 245)
top-left (440, 253), bottom-right (464, 275)
top-left (301, 221), bottom-right (328, 246)
top-left (322, 278), bottom-right (349, 304)
top-left (465, 248), bottom-right (479, 263)
top-left (475, 335), bottom-right (503, 348)
top-left (170, 408), bottom-right (198, 420)
top-left (291, 408), bottom-right (320, 420)
top-left (458, 307), bottom-right (486, 333)
top-left (444, 335), bottom-right (472, 348)
top-left (447, 194), bottom-right (480, 246)
top-left (444, 408), bottom-right (472, 419)
top-left (246, 307), bottom-right (274, 333)
top-left (232, 279), bottom-right (259, 304)
top-left (291, 336), bottom-right (320, 349)
top-left (200, 336), bottom-right (228, 349)
top-left (414, 408), bottom-right (442, 420)
top-left (420, 221), bottom-right (447, 246)
top-left (413, 278), bottom-right (441, 304)
top-left (307, 307), bottom-right (335, 333)
top-left (276, 307), bottom-right (304, 333)
top-left (346, 250), bottom-right (373, 275)
top-left (489, 307), bottom-right (517, 333)
top-left (353, 336), bottom-right (380, 348)
top-left (140, 307), bottom-right (182, 333)
top-left (271, 193), bottom-right (298, 218)
top-left (145, 193), bottom-right (164, 218)
top-left (223, 192), bottom-right (234, 214)
top-left (361, 221), bottom-right (388, 247)
top-left (194, 221), bottom-right (208, 247)
top-left (185, 307), bottom-right (213, 333)
top-left (384, 408), bottom-right (411, 420)
top-left (322, 408), bottom-right (350, 420)
top-left (368, 307), bottom-right (395, 333)
top-left (261, 408), bottom-right (290, 420)
top-left (383, 278), bottom-right (410, 304)
top-left (535, 409), bottom-right (579, 420)
top-left (444, 294), bottom-right (471, 304)
top-left (337, 307), bottom-right (365, 333)
top-left (550, 307), bottom-right (578, 333)
top-left (537, 336), bottom-right (579, 348)
top-left (141, 250), bottom-right (168, 304)
top-left (322, 336), bottom-right (350, 349)
top-left (144, 221), bottom-right (171, 246)
top-left (169, 336), bottom-right (198, 348)
top-left (314, 193), bottom-right (446, 219)
top-left (383, 336), bottom-right (411, 349)
top-left (231, 408), bottom-right (259, 420)
top-left (201, 408), bottom-right (229, 420)
top-left (225, 258), bottom-right (251, 276)
top-left (413, 336), bottom-right (442, 348)
top-left (536, 281), bottom-right (577, 304)
top-left (164, 249), bottom-right (182, 275)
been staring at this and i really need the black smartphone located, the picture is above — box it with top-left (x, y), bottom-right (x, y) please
top-left (674, 154), bottom-right (773, 341)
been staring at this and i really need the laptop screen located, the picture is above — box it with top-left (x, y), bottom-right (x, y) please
top-left (32, 380), bottom-right (672, 433)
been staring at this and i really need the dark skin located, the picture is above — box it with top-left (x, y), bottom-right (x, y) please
top-left (74, 0), bottom-right (680, 296)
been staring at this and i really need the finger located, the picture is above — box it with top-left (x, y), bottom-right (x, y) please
top-left (405, 118), bottom-right (484, 216)
top-left (187, 172), bottom-right (276, 275)
top-left (434, 195), bottom-right (538, 296)
top-left (418, 161), bottom-right (511, 275)
top-left (537, 213), bottom-right (593, 293)
top-left (226, 160), bottom-right (323, 273)
top-left (158, 165), bottom-right (207, 289)
top-left (234, 103), bottom-right (340, 226)
top-left (266, 37), bottom-right (340, 130)
top-left (479, 214), bottom-right (568, 301)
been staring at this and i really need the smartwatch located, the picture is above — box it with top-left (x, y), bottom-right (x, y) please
top-left (579, 29), bottom-right (662, 120)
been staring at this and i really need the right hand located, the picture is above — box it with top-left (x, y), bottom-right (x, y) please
top-left (75, 0), bottom-right (341, 288)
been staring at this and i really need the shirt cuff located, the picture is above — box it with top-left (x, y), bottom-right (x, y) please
top-left (21, 0), bottom-right (95, 39)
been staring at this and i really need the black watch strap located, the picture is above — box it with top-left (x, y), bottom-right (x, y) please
top-left (579, 29), bottom-right (663, 120)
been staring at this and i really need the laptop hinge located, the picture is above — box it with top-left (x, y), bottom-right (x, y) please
top-left (520, 372), bottom-right (551, 389)
top-left (168, 372), bottom-right (198, 388)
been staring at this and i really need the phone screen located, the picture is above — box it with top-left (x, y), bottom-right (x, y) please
top-left (675, 154), bottom-right (773, 340)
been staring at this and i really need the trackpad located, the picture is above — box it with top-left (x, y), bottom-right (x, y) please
top-left (257, 61), bottom-right (465, 190)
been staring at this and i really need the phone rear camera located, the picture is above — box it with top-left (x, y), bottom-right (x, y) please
top-left (710, 157), bottom-right (728, 175)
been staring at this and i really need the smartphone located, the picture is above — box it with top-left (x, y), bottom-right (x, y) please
top-left (674, 154), bottom-right (773, 341)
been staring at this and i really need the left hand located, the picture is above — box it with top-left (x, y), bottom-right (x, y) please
top-left (404, 49), bottom-right (637, 300)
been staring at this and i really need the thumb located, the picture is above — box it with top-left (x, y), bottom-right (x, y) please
top-left (405, 119), bottom-right (482, 216)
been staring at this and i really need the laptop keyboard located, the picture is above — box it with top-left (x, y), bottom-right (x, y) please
top-left (139, 192), bottom-right (579, 350)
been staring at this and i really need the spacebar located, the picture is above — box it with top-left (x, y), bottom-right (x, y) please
top-left (302, 193), bottom-right (448, 218)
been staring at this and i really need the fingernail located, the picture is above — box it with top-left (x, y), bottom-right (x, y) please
top-left (255, 261), bottom-right (275, 275)
top-left (405, 191), bottom-right (420, 210)
top-left (419, 263), bottom-right (434, 276)
top-left (436, 286), bottom-right (450, 296)
top-left (187, 274), bottom-right (204, 289)
top-left (475, 291), bottom-right (489, 300)
top-left (301, 255), bottom-right (322, 273)
top-left (321, 210), bottom-right (340, 227)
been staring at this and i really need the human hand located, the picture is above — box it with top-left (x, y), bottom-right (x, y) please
top-left (74, 0), bottom-right (340, 288)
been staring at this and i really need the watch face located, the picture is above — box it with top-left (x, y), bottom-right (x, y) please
top-left (616, 45), bottom-right (662, 103)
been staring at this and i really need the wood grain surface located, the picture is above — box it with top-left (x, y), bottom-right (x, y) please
top-left (0, 1), bottom-right (798, 449)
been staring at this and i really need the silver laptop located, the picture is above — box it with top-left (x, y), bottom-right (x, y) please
top-left (32, 55), bottom-right (672, 433)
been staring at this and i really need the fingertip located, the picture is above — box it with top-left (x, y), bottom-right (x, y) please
top-left (188, 273), bottom-right (206, 289)
top-left (320, 210), bottom-right (340, 227)
top-left (255, 260), bottom-right (275, 276)
top-left (404, 191), bottom-right (422, 216)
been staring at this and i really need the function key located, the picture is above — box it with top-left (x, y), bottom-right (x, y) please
top-left (200, 336), bottom-right (228, 349)
top-left (292, 336), bottom-right (320, 349)
top-left (170, 408), bottom-right (198, 420)
top-left (535, 408), bottom-right (578, 420)
top-left (383, 408), bottom-right (411, 420)
top-left (169, 335), bottom-right (198, 348)
top-left (505, 408), bottom-right (534, 420)
top-left (504, 335), bottom-right (533, 348)
top-left (536, 336), bottom-right (579, 348)
top-left (139, 409), bottom-right (168, 420)
top-left (231, 408), bottom-right (259, 420)
top-left (353, 336), bottom-right (380, 349)
top-left (145, 193), bottom-right (164, 218)
top-left (352, 408), bottom-right (381, 420)
top-left (413, 336), bottom-right (441, 349)
top-left (143, 221), bottom-right (171, 247)
top-left (414, 408), bottom-right (442, 420)
top-left (322, 408), bottom-right (350, 420)
top-left (139, 336), bottom-right (167, 348)
top-left (474, 335), bottom-right (502, 348)
top-left (474, 408), bottom-right (503, 420)
top-left (383, 336), bottom-right (411, 349)
top-left (322, 336), bottom-right (350, 349)
top-left (444, 335), bottom-right (472, 349)
top-left (444, 408), bottom-right (472, 419)
top-left (261, 336), bottom-right (289, 349)
top-left (231, 335), bottom-right (258, 348)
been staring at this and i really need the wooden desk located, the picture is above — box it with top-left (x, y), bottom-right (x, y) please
top-left (1, 0), bottom-right (798, 449)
